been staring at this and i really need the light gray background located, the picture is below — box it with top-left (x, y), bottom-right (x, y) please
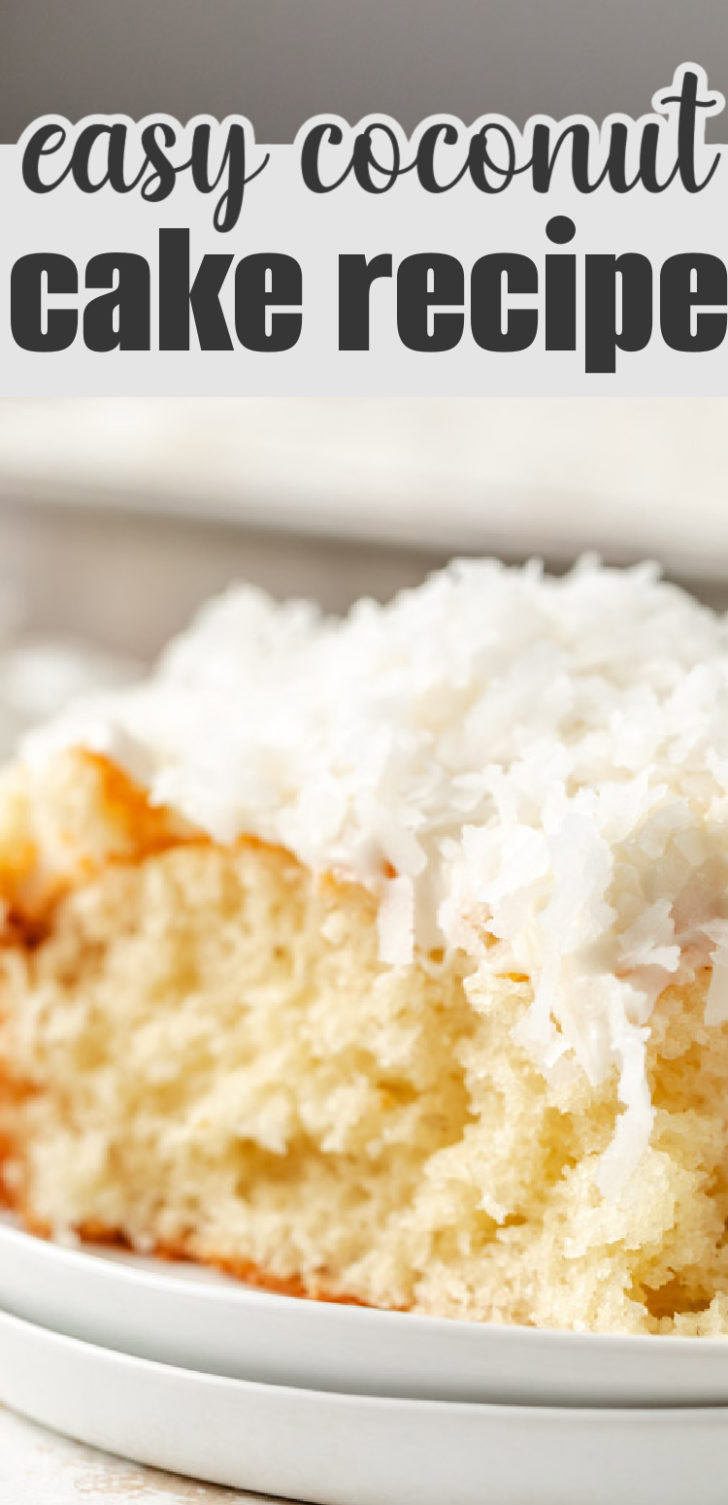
top-left (1, 0), bottom-right (726, 142)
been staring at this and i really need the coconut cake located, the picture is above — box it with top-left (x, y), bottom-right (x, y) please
top-left (2, 558), bottom-right (728, 1333)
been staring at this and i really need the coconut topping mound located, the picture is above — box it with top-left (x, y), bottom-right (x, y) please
top-left (23, 558), bottom-right (728, 1186)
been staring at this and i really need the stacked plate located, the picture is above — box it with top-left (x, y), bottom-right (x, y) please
top-left (1, 1211), bottom-right (728, 1505)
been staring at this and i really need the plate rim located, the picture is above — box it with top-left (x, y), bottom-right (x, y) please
top-left (2, 1209), bottom-right (728, 1360)
top-left (2, 1302), bottom-right (728, 1421)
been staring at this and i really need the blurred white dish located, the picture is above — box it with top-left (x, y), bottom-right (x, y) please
top-left (1, 1306), bottom-right (728, 1505)
top-left (5, 398), bottom-right (728, 588)
top-left (2, 1212), bottom-right (728, 1407)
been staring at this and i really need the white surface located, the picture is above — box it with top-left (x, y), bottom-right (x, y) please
top-left (3, 1214), bottom-right (728, 1410)
top-left (0, 1406), bottom-right (277, 1505)
top-left (3, 1307), bottom-right (728, 1505)
top-left (1, 398), bottom-right (728, 580)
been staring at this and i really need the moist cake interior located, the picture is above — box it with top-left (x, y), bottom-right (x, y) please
top-left (4, 559), bottom-right (728, 1335)
top-left (0, 749), bottom-right (728, 1334)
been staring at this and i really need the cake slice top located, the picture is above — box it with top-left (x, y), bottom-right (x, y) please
top-left (15, 556), bottom-right (728, 1184)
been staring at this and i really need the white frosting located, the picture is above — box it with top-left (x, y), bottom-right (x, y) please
top-left (23, 558), bottom-right (728, 1188)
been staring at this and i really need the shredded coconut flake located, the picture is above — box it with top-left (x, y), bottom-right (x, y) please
top-left (24, 557), bottom-right (728, 1188)
top-left (377, 875), bottom-right (416, 966)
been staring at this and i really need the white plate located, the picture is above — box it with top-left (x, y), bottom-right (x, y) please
top-left (2, 1307), bottom-right (728, 1505)
top-left (2, 1215), bottom-right (728, 1408)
